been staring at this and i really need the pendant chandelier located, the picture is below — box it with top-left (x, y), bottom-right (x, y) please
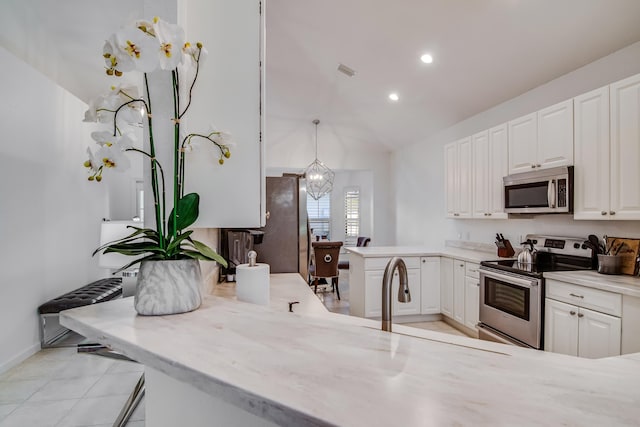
top-left (304, 119), bottom-right (335, 200)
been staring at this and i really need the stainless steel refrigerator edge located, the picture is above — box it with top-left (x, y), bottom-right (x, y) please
top-left (257, 175), bottom-right (309, 278)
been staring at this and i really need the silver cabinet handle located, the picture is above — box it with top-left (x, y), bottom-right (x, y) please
top-left (601, 211), bottom-right (607, 215)
top-left (537, 164), bottom-right (542, 168)
top-left (531, 165), bottom-right (536, 169)
top-left (476, 282), bottom-right (480, 287)
top-left (577, 313), bottom-right (584, 318)
top-left (459, 264), bottom-right (464, 267)
top-left (569, 293), bottom-right (584, 299)
top-left (610, 211), bottom-right (616, 216)
top-left (570, 311), bottom-right (576, 316)
top-left (487, 213), bottom-right (492, 216)
top-left (422, 259), bottom-right (426, 263)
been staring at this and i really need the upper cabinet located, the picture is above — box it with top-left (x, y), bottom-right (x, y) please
top-left (574, 86), bottom-right (611, 220)
top-left (575, 74), bottom-right (640, 220)
top-left (444, 137), bottom-right (472, 218)
top-left (183, 0), bottom-right (265, 228)
top-left (508, 100), bottom-right (573, 174)
top-left (472, 124), bottom-right (508, 219)
top-left (610, 74), bottom-right (640, 220)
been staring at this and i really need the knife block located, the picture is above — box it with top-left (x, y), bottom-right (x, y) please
top-left (498, 240), bottom-right (515, 258)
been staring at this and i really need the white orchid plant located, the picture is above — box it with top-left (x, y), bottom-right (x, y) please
top-left (85, 17), bottom-right (228, 271)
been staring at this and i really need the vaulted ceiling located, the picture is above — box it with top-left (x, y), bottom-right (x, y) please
top-left (3, 0), bottom-right (640, 151)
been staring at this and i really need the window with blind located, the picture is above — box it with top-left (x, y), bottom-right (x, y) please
top-left (344, 187), bottom-right (360, 246)
top-left (307, 193), bottom-right (331, 240)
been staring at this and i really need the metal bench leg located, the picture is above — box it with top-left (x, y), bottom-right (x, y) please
top-left (112, 372), bottom-right (145, 427)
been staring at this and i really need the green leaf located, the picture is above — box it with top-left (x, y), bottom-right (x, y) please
top-left (92, 227), bottom-right (161, 256)
top-left (186, 239), bottom-right (228, 267)
top-left (112, 253), bottom-right (163, 274)
top-left (167, 193), bottom-right (200, 235)
top-left (166, 230), bottom-right (194, 255)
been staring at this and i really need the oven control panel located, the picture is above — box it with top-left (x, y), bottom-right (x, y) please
top-left (525, 234), bottom-right (593, 258)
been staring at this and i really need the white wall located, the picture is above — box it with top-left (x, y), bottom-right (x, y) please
top-left (266, 117), bottom-right (394, 245)
top-left (394, 41), bottom-right (640, 248)
top-left (0, 47), bottom-right (109, 372)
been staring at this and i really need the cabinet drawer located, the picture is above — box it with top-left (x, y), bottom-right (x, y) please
top-left (364, 257), bottom-right (420, 270)
top-left (465, 262), bottom-right (480, 279)
top-left (546, 279), bottom-right (622, 317)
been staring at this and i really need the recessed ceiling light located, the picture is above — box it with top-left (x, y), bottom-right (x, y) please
top-left (388, 93), bottom-right (399, 101)
top-left (420, 53), bottom-right (433, 64)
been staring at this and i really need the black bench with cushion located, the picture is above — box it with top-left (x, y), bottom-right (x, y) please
top-left (38, 277), bottom-right (122, 348)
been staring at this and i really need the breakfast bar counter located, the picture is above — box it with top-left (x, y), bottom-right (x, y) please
top-left (60, 273), bottom-right (640, 426)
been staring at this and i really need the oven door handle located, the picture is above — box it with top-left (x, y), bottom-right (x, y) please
top-left (480, 269), bottom-right (539, 289)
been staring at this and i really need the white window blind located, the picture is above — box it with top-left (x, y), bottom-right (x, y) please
top-left (307, 193), bottom-right (331, 240)
top-left (344, 187), bottom-right (360, 246)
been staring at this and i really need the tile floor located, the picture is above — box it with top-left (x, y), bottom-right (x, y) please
top-left (0, 347), bottom-right (145, 427)
top-left (1, 271), bottom-right (468, 426)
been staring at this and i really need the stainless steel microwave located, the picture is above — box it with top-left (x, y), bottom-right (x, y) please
top-left (503, 166), bottom-right (573, 214)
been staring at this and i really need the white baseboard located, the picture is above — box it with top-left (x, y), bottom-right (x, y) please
top-left (0, 342), bottom-right (41, 375)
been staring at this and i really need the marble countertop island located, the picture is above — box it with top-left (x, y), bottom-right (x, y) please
top-left (61, 273), bottom-right (640, 426)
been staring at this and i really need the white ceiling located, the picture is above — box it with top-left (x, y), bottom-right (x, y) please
top-left (3, 0), bottom-right (640, 151)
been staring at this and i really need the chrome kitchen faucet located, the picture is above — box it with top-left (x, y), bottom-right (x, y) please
top-left (382, 257), bottom-right (411, 332)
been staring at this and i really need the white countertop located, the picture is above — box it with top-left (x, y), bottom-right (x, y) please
top-left (545, 270), bottom-right (640, 297)
top-left (345, 245), bottom-right (496, 263)
top-left (60, 273), bottom-right (640, 426)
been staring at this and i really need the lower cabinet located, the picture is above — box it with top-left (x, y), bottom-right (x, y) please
top-left (420, 257), bottom-right (441, 314)
top-left (544, 279), bottom-right (622, 358)
top-left (441, 258), bottom-right (480, 332)
top-left (545, 298), bottom-right (621, 358)
top-left (362, 257), bottom-right (421, 318)
top-left (440, 258), bottom-right (454, 317)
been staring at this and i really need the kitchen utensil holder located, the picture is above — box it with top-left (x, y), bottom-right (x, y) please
top-left (597, 254), bottom-right (621, 275)
top-left (498, 240), bottom-right (515, 258)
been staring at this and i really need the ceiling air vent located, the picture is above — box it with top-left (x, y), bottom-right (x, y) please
top-left (337, 63), bottom-right (356, 77)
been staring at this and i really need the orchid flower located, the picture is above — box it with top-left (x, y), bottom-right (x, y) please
top-left (83, 148), bottom-right (102, 181)
top-left (96, 144), bottom-right (131, 173)
top-left (91, 130), bottom-right (136, 149)
top-left (111, 27), bottom-right (159, 73)
top-left (153, 17), bottom-right (185, 70)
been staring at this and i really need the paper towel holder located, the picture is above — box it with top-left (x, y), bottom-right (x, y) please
top-left (248, 250), bottom-right (257, 267)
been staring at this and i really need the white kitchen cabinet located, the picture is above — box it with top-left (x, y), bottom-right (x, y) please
top-left (508, 112), bottom-right (537, 173)
top-left (184, 0), bottom-right (265, 227)
top-left (545, 279), bottom-right (621, 359)
top-left (545, 298), bottom-right (621, 359)
top-left (573, 86), bottom-right (611, 220)
top-left (444, 137), bottom-right (472, 218)
top-left (420, 257), bottom-right (441, 314)
top-left (472, 124), bottom-right (508, 219)
top-left (575, 75), bottom-right (640, 221)
top-left (508, 100), bottom-right (573, 174)
top-left (440, 257), bottom-right (454, 318)
top-left (361, 257), bottom-right (421, 318)
top-left (464, 276), bottom-right (480, 330)
top-left (610, 73), bottom-right (640, 220)
top-left (453, 260), bottom-right (465, 324)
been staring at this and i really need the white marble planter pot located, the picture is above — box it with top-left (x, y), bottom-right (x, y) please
top-left (135, 259), bottom-right (203, 315)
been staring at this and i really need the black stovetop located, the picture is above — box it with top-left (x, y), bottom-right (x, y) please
top-left (480, 251), bottom-right (594, 278)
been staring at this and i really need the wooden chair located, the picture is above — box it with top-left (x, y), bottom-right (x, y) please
top-left (338, 236), bottom-right (370, 271)
top-left (309, 241), bottom-right (343, 299)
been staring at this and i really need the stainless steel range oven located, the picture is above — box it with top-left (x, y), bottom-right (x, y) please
top-left (479, 268), bottom-right (542, 348)
top-left (478, 235), bottom-right (594, 349)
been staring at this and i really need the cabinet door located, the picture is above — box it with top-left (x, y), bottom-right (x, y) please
top-left (464, 276), bottom-right (480, 330)
top-left (472, 130), bottom-right (489, 218)
top-left (440, 258), bottom-right (454, 318)
top-left (610, 73), bottom-right (640, 220)
top-left (537, 99), bottom-right (574, 169)
top-left (544, 299), bottom-right (578, 356)
top-left (444, 142), bottom-right (458, 218)
top-left (578, 308), bottom-right (621, 359)
top-left (487, 123), bottom-right (509, 219)
top-left (508, 112), bottom-right (537, 174)
top-left (574, 86), bottom-right (611, 220)
top-left (457, 137), bottom-right (472, 218)
top-left (184, 0), bottom-right (264, 227)
top-left (453, 260), bottom-right (465, 324)
top-left (364, 270), bottom-right (384, 317)
top-left (393, 268), bottom-right (422, 316)
top-left (420, 257), bottom-right (441, 314)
